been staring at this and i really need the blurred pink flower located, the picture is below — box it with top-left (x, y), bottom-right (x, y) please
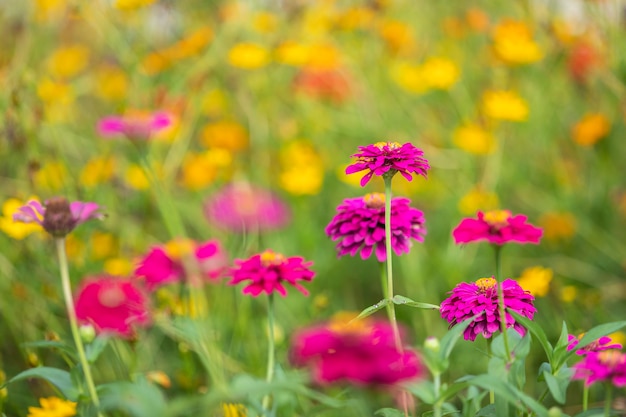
top-left (75, 276), bottom-right (150, 339)
top-left (291, 314), bottom-right (424, 386)
top-left (13, 197), bottom-right (103, 238)
top-left (97, 111), bottom-right (173, 140)
top-left (135, 239), bottom-right (228, 291)
top-left (229, 249), bottom-right (315, 297)
top-left (573, 350), bottom-right (626, 387)
top-left (346, 142), bottom-right (429, 187)
top-left (452, 210), bottom-right (542, 245)
top-left (567, 334), bottom-right (623, 356)
top-left (203, 182), bottom-right (290, 232)
top-left (325, 193), bottom-right (426, 262)
top-left (440, 277), bottom-right (536, 341)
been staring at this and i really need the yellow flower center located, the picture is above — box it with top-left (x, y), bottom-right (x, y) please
top-left (98, 285), bottom-right (125, 308)
top-left (260, 250), bottom-right (285, 267)
top-left (483, 210), bottom-right (511, 227)
top-left (164, 238), bottom-right (196, 260)
top-left (475, 277), bottom-right (497, 291)
top-left (598, 350), bottom-right (625, 367)
top-left (374, 141), bottom-right (401, 150)
top-left (364, 192), bottom-right (385, 208)
top-left (327, 311), bottom-right (370, 336)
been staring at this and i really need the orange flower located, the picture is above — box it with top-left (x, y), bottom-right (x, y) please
top-left (571, 113), bottom-right (610, 146)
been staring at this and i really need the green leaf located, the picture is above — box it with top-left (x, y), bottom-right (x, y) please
top-left (509, 311), bottom-right (553, 363)
top-left (474, 404), bottom-right (497, 417)
top-left (405, 381), bottom-right (436, 404)
top-left (391, 295), bottom-right (440, 310)
top-left (99, 379), bottom-right (167, 417)
top-left (439, 316), bottom-right (476, 363)
top-left (354, 299), bottom-right (390, 320)
top-left (467, 374), bottom-right (549, 417)
top-left (4, 367), bottom-right (79, 401)
top-left (568, 321), bottom-right (626, 359)
top-left (21, 340), bottom-right (76, 360)
top-left (374, 408), bottom-right (405, 417)
top-left (543, 371), bottom-right (567, 404)
top-left (572, 409), bottom-right (605, 417)
top-left (85, 335), bottom-right (111, 363)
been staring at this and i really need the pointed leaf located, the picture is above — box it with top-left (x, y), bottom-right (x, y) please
top-left (467, 374), bottom-right (549, 417)
top-left (392, 295), bottom-right (440, 310)
top-left (4, 367), bottom-right (79, 401)
top-left (85, 335), bottom-right (111, 363)
top-left (439, 316), bottom-right (476, 362)
top-left (508, 311), bottom-right (553, 363)
top-left (354, 299), bottom-right (390, 320)
top-left (374, 408), bottom-right (405, 417)
top-left (99, 379), bottom-right (167, 417)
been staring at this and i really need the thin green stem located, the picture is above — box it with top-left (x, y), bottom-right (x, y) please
top-left (383, 177), bottom-right (402, 351)
top-left (486, 338), bottom-right (495, 404)
top-left (493, 245), bottom-right (512, 363)
top-left (433, 372), bottom-right (442, 417)
top-left (262, 294), bottom-right (276, 412)
top-left (583, 385), bottom-right (589, 411)
top-left (55, 239), bottom-right (102, 415)
top-left (603, 384), bottom-right (612, 417)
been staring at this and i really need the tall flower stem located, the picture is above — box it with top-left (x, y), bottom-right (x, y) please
top-left (262, 294), bottom-right (276, 412)
top-left (493, 245), bottom-right (512, 363)
top-left (486, 338), bottom-right (495, 404)
top-left (583, 385), bottom-right (589, 411)
top-left (383, 176), bottom-right (402, 351)
top-left (603, 384), bottom-right (613, 417)
top-left (55, 238), bottom-right (102, 416)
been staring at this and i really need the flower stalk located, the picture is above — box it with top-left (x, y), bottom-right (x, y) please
top-left (384, 176), bottom-right (402, 351)
top-left (493, 245), bottom-right (512, 363)
top-left (262, 293), bottom-right (276, 412)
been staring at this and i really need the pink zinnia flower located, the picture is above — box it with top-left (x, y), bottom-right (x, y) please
top-left (440, 277), bottom-right (536, 341)
top-left (345, 142), bottom-right (429, 187)
top-left (567, 334), bottom-right (623, 355)
top-left (135, 239), bottom-right (228, 291)
top-left (291, 313), bottom-right (424, 386)
top-left (13, 197), bottom-right (103, 238)
top-left (573, 350), bottom-right (626, 387)
top-left (97, 111), bottom-right (173, 140)
top-left (229, 249), bottom-right (315, 297)
top-left (452, 210), bottom-right (543, 245)
top-left (203, 182), bottom-right (291, 232)
top-left (75, 276), bottom-right (151, 339)
top-left (325, 193), bottom-right (426, 262)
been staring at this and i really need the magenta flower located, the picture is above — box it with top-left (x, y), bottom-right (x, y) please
top-left (325, 193), bottom-right (426, 262)
top-left (75, 276), bottom-right (151, 339)
top-left (135, 239), bottom-right (228, 291)
top-left (440, 277), bottom-right (536, 341)
top-left (573, 350), bottom-right (626, 387)
top-left (203, 182), bottom-right (291, 232)
top-left (452, 210), bottom-right (543, 245)
top-left (567, 334), bottom-right (623, 355)
top-left (13, 197), bottom-right (103, 238)
top-left (345, 142), bottom-right (429, 187)
top-left (291, 314), bottom-right (424, 386)
top-left (229, 249), bottom-right (315, 297)
top-left (97, 111), bottom-right (173, 140)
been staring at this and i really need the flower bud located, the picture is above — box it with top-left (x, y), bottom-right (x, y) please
top-left (424, 336), bottom-right (440, 353)
top-left (42, 197), bottom-right (76, 237)
top-left (79, 324), bottom-right (96, 344)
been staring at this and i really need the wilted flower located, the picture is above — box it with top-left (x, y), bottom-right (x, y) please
top-left (229, 249), bottom-right (315, 297)
top-left (291, 313), bottom-right (424, 385)
top-left (440, 277), bottom-right (536, 341)
top-left (27, 397), bottom-right (76, 417)
top-left (325, 193), bottom-right (426, 262)
top-left (203, 182), bottom-right (291, 232)
top-left (13, 197), bottom-right (103, 238)
top-left (97, 111), bottom-right (173, 140)
top-left (75, 276), bottom-right (150, 338)
top-left (135, 239), bottom-right (228, 291)
top-left (572, 350), bottom-right (626, 387)
top-left (452, 210), bottom-right (543, 245)
top-left (568, 334), bottom-right (623, 355)
top-left (346, 142), bottom-right (429, 187)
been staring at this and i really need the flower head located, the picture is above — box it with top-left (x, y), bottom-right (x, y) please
top-left (27, 397), bottom-right (77, 417)
top-left (135, 239), bottom-right (228, 291)
top-left (203, 182), bottom-right (291, 232)
top-left (0, 198), bottom-right (42, 239)
top-left (13, 197), bottom-right (103, 238)
top-left (325, 193), bottom-right (426, 262)
top-left (97, 111), bottom-right (173, 140)
top-left (440, 277), bottom-right (536, 341)
top-left (346, 142), bottom-right (429, 186)
top-left (568, 334), bottom-right (623, 356)
top-left (452, 210), bottom-right (543, 245)
top-left (573, 350), bottom-right (626, 387)
top-left (229, 249), bottom-right (315, 297)
top-left (293, 68), bottom-right (352, 103)
top-left (516, 266), bottom-right (553, 297)
top-left (492, 19), bottom-right (542, 65)
top-left (291, 313), bottom-right (424, 386)
top-left (75, 276), bottom-right (150, 339)
top-left (481, 90), bottom-right (529, 122)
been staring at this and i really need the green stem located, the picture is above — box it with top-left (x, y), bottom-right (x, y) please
top-left (604, 384), bottom-right (612, 417)
top-left (55, 239), bottom-right (102, 415)
top-left (486, 338), bottom-right (495, 404)
top-left (493, 245), bottom-right (512, 363)
top-left (262, 294), bottom-right (276, 412)
top-left (383, 177), bottom-right (403, 351)
top-left (583, 385), bottom-right (589, 411)
top-left (433, 372), bottom-right (442, 417)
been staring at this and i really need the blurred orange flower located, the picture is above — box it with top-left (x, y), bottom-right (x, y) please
top-left (539, 212), bottom-right (577, 242)
top-left (201, 121), bottom-right (248, 151)
top-left (571, 113), bottom-right (610, 146)
top-left (492, 19), bottom-right (542, 65)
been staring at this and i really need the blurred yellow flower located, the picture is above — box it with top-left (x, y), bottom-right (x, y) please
top-left (420, 57), bottom-right (460, 90)
top-left (571, 113), bottom-right (610, 146)
top-left (378, 20), bottom-right (415, 55)
top-left (114, 0), bottom-right (155, 10)
top-left (390, 62), bottom-right (428, 94)
top-left (275, 41), bottom-right (311, 67)
top-left (301, 4), bottom-right (336, 37)
top-left (104, 257), bottom-right (133, 276)
top-left (27, 397), bottom-right (76, 417)
top-left (0, 198), bottom-right (42, 239)
top-left (307, 43), bottom-right (341, 70)
top-left (141, 27), bottom-right (212, 74)
top-left (539, 212), bottom-right (576, 242)
top-left (228, 43), bottom-right (269, 69)
top-left (34, 161), bottom-right (67, 192)
top-left (181, 149), bottom-right (232, 190)
top-left (560, 285), bottom-right (577, 303)
top-left (94, 66), bottom-right (128, 102)
top-left (458, 188), bottom-right (499, 215)
top-left (280, 141), bottom-right (324, 195)
top-left (492, 19), bottom-right (542, 65)
top-left (125, 164), bottom-right (163, 190)
top-left (79, 156), bottom-right (115, 188)
top-left (146, 371), bottom-right (171, 389)
top-left (517, 266), bottom-right (553, 297)
top-left (338, 163), bottom-right (365, 188)
top-left (222, 403), bottom-right (247, 417)
top-left (65, 234), bottom-right (85, 263)
top-left (201, 121), bottom-right (248, 151)
top-left (482, 90), bottom-right (528, 122)
top-left (453, 123), bottom-right (496, 155)
top-left (46, 45), bottom-right (89, 79)
top-left (90, 231), bottom-right (117, 260)
top-left (338, 6), bottom-right (374, 30)
top-left (253, 11), bottom-right (278, 34)
top-left (37, 79), bottom-right (73, 105)
top-left (35, 0), bottom-right (67, 21)
top-left (608, 331), bottom-right (626, 347)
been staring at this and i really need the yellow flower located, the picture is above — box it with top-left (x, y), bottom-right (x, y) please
top-left (37, 80), bottom-right (73, 105)
top-left (65, 235), bottom-right (85, 264)
top-left (201, 121), bottom-right (248, 151)
top-left (492, 19), bottom-right (542, 65)
top-left (338, 163), bottom-right (367, 188)
top-left (180, 150), bottom-right (232, 190)
top-left (481, 90), bottom-right (529, 122)
top-left (453, 123), bottom-right (496, 155)
top-left (222, 403), bottom-right (247, 417)
top-left (228, 43), bottom-right (269, 69)
top-left (378, 20), bottom-right (415, 55)
top-left (420, 57), bottom-right (460, 90)
top-left (390, 62), bottom-right (428, 94)
top-left (35, 0), bottom-right (67, 21)
top-left (517, 266), bottom-right (553, 297)
top-left (279, 141), bottom-right (324, 195)
top-left (90, 231), bottom-right (117, 260)
top-left (252, 11), bottom-right (278, 34)
top-left (79, 156), bottom-right (115, 188)
top-left (146, 371), bottom-right (171, 389)
top-left (337, 6), bottom-right (374, 31)
top-left (200, 89), bottom-right (228, 116)
top-left (608, 331), bottom-right (626, 347)
top-left (457, 188), bottom-right (499, 215)
top-left (46, 45), bottom-right (89, 79)
top-left (114, 0), bottom-right (156, 10)
top-left (0, 198), bottom-right (42, 239)
top-left (560, 285), bottom-right (577, 303)
top-left (33, 161), bottom-right (67, 192)
top-left (94, 66), bottom-right (128, 102)
top-left (27, 397), bottom-right (76, 417)
top-left (275, 41), bottom-right (311, 67)
top-left (307, 43), bottom-right (341, 70)
top-left (539, 212), bottom-right (576, 242)
top-left (571, 113), bottom-right (610, 146)
top-left (104, 257), bottom-right (133, 276)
